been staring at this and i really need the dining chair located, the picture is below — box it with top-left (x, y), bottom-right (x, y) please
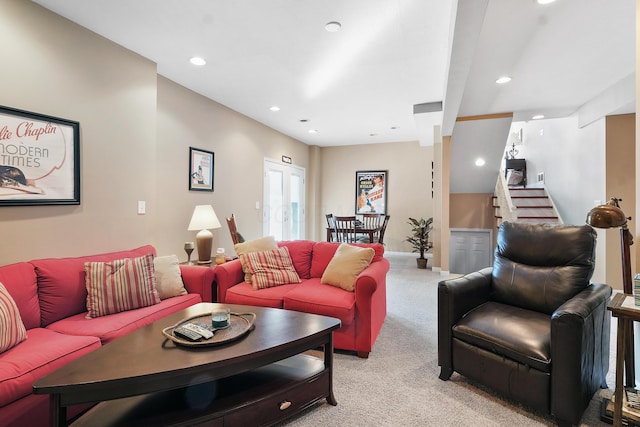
top-left (376, 215), bottom-right (390, 245)
top-left (325, 213), bottom-right (336, 242)
top-left (358, 215), bottom-right (390, 244)
top-left (360, 213), bottom-right (382, 229)
top-left (333, 216), bottom-right (357, 243)
top-left (226, 213), bottom-right (245, 245)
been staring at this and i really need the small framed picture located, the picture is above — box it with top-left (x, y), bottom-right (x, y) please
top-left (355, 170), bottom-right (387, 215)
top-left (189, 147), bottom-right (214, 192)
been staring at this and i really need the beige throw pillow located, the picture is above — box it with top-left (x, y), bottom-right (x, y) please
top-left (234, 236), bottom-right (278, 284)
top-left (153, 255), bottom-right (187, 299)
top-left (321, 243), bottom-right (375, 292)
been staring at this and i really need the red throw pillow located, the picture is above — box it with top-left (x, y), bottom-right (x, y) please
top-left (240, 247), bottom-right (302, 290)
top-left (84, 253), bottom-right (160, 318)
top-left (0, 282), bottom-right (27, 354)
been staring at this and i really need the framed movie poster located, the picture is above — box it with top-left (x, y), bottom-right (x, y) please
top-left (355, 170), bottom-right (387, 215)
top-left (189, 147), bottom-right (214, 191)
top-left (0, 105), bottom-right (80, 206)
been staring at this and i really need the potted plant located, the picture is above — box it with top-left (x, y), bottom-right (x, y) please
top-left (406, 217), bottom-right (433, 269)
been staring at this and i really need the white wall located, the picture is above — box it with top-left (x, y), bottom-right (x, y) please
top-left (516, 115), bottom-right (607, 283)
top-left (319, 141), bottom-right (433, 253)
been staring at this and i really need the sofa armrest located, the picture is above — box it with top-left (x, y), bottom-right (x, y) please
top-left (437, 267), bottom-right (492, 379)
top-left (213, 259), bottom-right (245, 302)
top-left (550, 282), bottom-right (612, 423)
top-left (179, 265), bottom-right (215, 302)
top-left (352, 257), bottom-right (390, 355)
top-left (354, 258), bottom-right (390, 296)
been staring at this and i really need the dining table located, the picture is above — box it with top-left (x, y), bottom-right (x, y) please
top-left (326, 225), bottom-right (381, 243)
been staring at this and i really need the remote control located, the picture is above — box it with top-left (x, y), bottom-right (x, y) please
top-left (191, 321), bottom-right (215, 332)
top-left (182, 322), bottom-right (214, 339)
top-left (174, 322), bottom-right (214, 341)
top-left (173, 325), bottom-right (204, 341)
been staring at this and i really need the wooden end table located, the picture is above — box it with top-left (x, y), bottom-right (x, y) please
top-left (606, 293), bottom-right (640, 427)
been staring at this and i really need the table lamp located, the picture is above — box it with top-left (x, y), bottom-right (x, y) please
top-left (188, 205), bottom-right (221, 264)
top-left (586, 197), bottom-right (635, 386)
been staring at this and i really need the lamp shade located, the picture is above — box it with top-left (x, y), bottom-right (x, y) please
top-left (188, 205), bottom-right (221, 231)
top-left (586, 198), bottom-right (628, 229)
top-left (188, 205), bottom-right (221, 265)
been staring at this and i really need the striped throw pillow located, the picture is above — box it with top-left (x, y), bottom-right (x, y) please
top-left (0, 281), bottom-right (27, 354)
top-left (84, 253), bottom-right (161, 318)
top-left (241, 246), bottom-right (301, 290)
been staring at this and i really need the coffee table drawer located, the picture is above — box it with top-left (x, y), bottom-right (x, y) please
top-left (224, 370), bottom-right (330, 427)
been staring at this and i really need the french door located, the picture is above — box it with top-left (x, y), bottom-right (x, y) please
top-left (263, 159), bottom-right (305, 241)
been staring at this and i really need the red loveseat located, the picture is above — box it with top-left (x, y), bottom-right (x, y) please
top-left (214, 240), bottom-right (390, 358)
top-left (0, 245), bottom-right (214, 427)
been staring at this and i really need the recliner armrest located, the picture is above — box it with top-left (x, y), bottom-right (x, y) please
top-left (438, 267), bottom-right (493, 322)
top-left (438, 267), bottom-right (493, 378)
top-left (550, 282), bottom-right (612, 424)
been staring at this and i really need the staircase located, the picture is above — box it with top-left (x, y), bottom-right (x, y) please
top-left (493, 187), bottom-right (561, 227)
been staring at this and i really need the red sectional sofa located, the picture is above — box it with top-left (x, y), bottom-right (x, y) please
top-left (214, 240), bottom-right (390, 358)
top-left (0, 245), bottom-right (214, 427)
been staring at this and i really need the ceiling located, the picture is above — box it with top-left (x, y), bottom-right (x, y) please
top-left (32, 0), bottom-right (635, 190)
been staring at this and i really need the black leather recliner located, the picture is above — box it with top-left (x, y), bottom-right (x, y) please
top-left (438, 222), bottom-right (611, 426)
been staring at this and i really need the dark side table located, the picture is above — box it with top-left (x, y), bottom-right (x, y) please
top-left (604, 293), bottom-right (640, 427)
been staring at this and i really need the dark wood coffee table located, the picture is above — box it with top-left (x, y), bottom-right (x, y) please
top-left (33, 303), bottom-right (341, 426)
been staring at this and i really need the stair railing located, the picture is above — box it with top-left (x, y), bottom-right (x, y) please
top-left (495, 172), bottom-right (518, 223)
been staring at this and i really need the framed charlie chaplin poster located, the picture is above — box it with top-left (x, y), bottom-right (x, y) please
top-left (0, 105), bottom-right (80, 206)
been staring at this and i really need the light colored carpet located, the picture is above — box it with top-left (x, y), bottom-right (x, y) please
top-left (279, 253), bottom-right (616, 426)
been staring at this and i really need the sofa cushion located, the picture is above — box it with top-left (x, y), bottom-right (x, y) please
top-left (241, 247), bottom-right (301, 290)
top-left (310, 242), bottom-right (384, 278)
top-left (0, 262), bottom-right (40, 330)
top-left (32, 245), bottom-right (157, 327)
top-left (234, 236), bottom-right (278, 284)
top-left (225, 282), bottom-right (297, 308)
top-left (278, 240), bottom-right (314, 279)
top-left (84, 253), bottom-right (161, 318)
top-left (153, 255), bottom-right (187, 299)
top-left (0, 282), bottom-right (27, 354)
top-left (321, 243), bottom-right (375, 292)
top-left (283, 279), bottom-right (355, 326)
top-left (46, 294), bottom-right (201, 344)
top-left (0, 328), bottom-right (100, 407)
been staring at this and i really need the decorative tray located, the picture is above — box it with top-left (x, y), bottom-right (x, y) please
top-left (162, 312), bottom-right (256, 347)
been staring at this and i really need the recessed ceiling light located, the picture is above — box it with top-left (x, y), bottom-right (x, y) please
top-left (308, 129), bottom-right (318, 134)
top-left (536, 0), bottom-right (556, 4)
top-left (369, 133), bottom-right (378, 137)
top-left (475, 158), bottom-right (486, 167)
top-left (269, 106), bottom-right (280, 112)
top-left (299, 119), bottom-right (309, 123)
top-left (532, 114), bottom-right (545, 120)
top-left (496, 76), bottom-right (512, 84)
top-left (390, 126), bottom-right (399, 130)
top-left (189, 56), bottom-right (206, 66)
top-left (325, 21), bottom-right (342, 32)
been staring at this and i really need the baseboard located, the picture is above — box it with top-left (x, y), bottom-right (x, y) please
top-left (385, 251), bottom-right (433, 259)
top-left (431, 266), bottom-right (450, 276)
